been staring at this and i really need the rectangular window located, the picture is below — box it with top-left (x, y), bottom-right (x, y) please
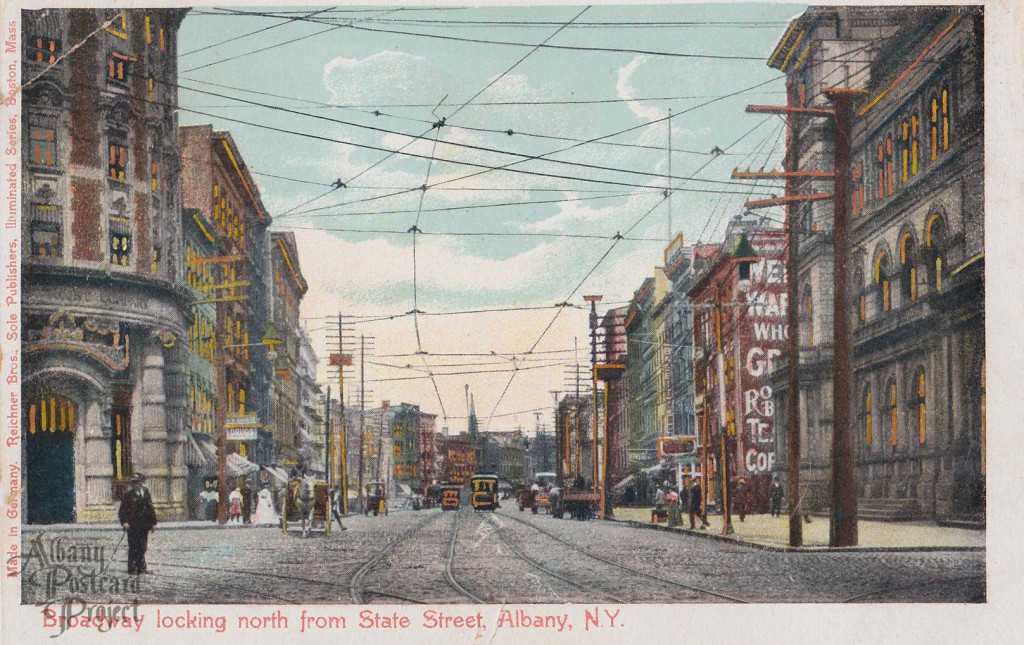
top-left (107, 51), bottom-right (135, 83)
top-left (152, 247), bottom-right (160, 275)
top-left (110, 231), bottom-right (131, 266)
top-left (30, 125), bottom-right (56, 166)
top-left (30, 221), bottom-right (61, 259)
top-left (108, 141), bottom-right (127, 181)
top-left (151, 161), bottom-right (159, 191)
top-left (28, 36), bottom-right (61, 64)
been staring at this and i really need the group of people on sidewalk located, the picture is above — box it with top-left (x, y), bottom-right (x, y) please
top-left (199, 480), bottom-right (278, 525)
top-left (652, 476), bottom-right (787, 529)
top-left (653, 478), bottom-right (711, 530)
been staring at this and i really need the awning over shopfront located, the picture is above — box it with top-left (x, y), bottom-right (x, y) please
top-left (227, 452), bottom-right (260, 478)
top-left (186, 433), bottom-right (218, 469)
top-left (261, 466), bottom-right (289, 485)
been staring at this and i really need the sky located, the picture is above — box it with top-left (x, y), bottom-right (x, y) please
top-left (176, 2), bottom-right (804, 433)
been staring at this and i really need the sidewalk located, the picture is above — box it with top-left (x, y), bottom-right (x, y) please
top-left (611, 507), bottom-right (985, 552)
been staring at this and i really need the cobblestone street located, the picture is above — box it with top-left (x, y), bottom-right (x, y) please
top-left (19, 508), bottom-right (984, 606)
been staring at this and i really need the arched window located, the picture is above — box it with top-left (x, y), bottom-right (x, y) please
top-left (889, 381), bottom-right (898, 446)
top-left (27, 396), bottom-right (76, 435)
top-left (901, 118), bottom-right (910, 184)
top-left (853, 268), bottom-right (866, 323)
top-left (899, 232), bottom-right (918, 303)
top-left (915, 369), bottom-right (927, 444)
top-left (875, 250), bottom-right (892, 313)
top-left (876, 141), bottom-right (884, 200)
top-left (863, 386), bottom-right (873, 451)
top-left (926, 214), bottom-right (946, 293)
top-left (885, 133), bottom-right (895, 196)
top-left (930, 85), bottom-right (951, 161)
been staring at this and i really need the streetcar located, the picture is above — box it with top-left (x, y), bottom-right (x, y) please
top-left (469, 474), bottom-right (499, 511)
top-left (364, 482), bottom-right (388, 516)
top-left (440, 486), bottom-right (461, 511)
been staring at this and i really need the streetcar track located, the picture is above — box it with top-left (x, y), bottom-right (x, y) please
top-left (480, 512), bottom-right (626, 603)
top-left (499, 509), bottom-right (751, 603)
top-left (444, 508), bottom-right (487, 603)
top-left (349, 509), bottom-right (444, 603)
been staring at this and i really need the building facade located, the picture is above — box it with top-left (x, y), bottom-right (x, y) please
top-left (690, 221), bottom-right (788, 512)
top-left (767, 6), bottom-right (985, 522)
top-left (179, 124), bottom-right (273, 479)
top-left (21, 8), bottom-right (190, 523)
top-left (268, 232), bottom-right (308, 468)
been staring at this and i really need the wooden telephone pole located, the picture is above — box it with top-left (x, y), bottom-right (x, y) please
top-left (741, 87), bottom-right (866, 547)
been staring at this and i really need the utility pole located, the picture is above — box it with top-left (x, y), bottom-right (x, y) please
top-left (550, 390), bottom-right (561, 482)
top-left (358, 335), bottom-right (365, 512)
top-left (585, 295), bottom-right (602, 499)
top-left (336, 314), bottom-right (348, 515)
top-left (574, 337), bottom-right (581, 483)
top-left (784, 81), bottom-right (804, 547)
top-left (667, 108), bottom-right (673, 242)
top-left (325, 385), bottom-right (331, 537)
top-left (823, 87), bottom-right (865, 547)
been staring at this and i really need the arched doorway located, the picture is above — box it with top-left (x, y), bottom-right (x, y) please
top-left (25, 395), bottom-right (77, 524)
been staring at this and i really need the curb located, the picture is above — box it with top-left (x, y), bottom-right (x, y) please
top-left (608, 518), bottom-right (985, 553)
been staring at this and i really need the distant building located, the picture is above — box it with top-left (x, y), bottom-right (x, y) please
top-left (439, 433), bottom-right (476, 486)
top-left (268, 232), bottom-right (309, 468)
top-left (416, 411), bottom-right (438, 494)
top-left (20, 8), bottom-right (190, 523)
top-left (600, 307), bottom-right (628, 485)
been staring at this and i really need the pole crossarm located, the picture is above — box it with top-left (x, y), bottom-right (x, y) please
top-left (746, 104), bottom-right (834, 116)
top-left (745, 193), bottom-right (832, 209)
top-left (732, 169), bottom-right (834, 179)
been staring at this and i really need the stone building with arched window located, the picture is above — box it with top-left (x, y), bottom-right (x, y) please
top-left (20, 9), bottom-right (191, 523)
top-left (767, 6), bottom-right (984, 523)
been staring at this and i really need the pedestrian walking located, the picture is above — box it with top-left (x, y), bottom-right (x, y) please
top-left (654, 486), bottom-right (666, 510)
top-left (735, 478), bottom-right (747, 522)
top-left (770, 477), bottom-right (784, 517)
top-left (119, 473), bottom-right (157, 575)
top-left (255, 485), bottom-right (277, 525)
top-left (331, 488), bottom-right (348, 531)
top-left (666, 488), bottom-right (681, 527)
top-left (228, 486), bottom-right (242, 522)
top-left (241, 481), bottom-right (253, 525)
top-left (689, 478), bottom-right (708, 530)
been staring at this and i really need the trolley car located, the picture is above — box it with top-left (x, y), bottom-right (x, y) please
top-left (364, 482), bottom-right (388, 516)
top-left (440, 486), bottom-right (461, 511)
top-left (469, 474), bottom-right (499, 511)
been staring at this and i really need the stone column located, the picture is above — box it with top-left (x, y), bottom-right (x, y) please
top-left (79, 399), bottom-right (116, 522)
top-left (132, 332), bottom-right (186, 518)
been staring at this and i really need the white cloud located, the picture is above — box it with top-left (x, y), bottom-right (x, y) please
top-left (617, 56), bottom-right (666, 123)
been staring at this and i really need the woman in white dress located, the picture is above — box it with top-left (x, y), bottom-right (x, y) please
top-left (254, 486), bottom-right (278, 525)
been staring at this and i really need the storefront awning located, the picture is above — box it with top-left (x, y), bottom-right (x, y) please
top-left (227, 452), bottom-right (260, 478)
top-left (261, 466), bottom-right (289, 485)
top-left (186, 433), bottom-right (218, 469)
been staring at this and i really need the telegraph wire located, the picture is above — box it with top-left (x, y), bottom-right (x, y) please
top-left (175, 81), bottom-right (766, 194)
top-left (179, 7), bottom-right (337, 57)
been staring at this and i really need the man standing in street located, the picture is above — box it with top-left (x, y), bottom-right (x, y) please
top-left (770, 477), bottom-right (784, 517)
top-left (119, 473), bottom-right (157, 575)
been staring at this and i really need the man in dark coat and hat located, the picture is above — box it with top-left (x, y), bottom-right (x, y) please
top-left (119, 472), bottom-right (158, 574)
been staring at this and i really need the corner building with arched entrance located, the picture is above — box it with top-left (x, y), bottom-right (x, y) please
top-left (20, 8), bottom-right (190, 523)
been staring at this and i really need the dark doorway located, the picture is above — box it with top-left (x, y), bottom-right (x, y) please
top-left (25, 397), bottom-right (76, 524)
